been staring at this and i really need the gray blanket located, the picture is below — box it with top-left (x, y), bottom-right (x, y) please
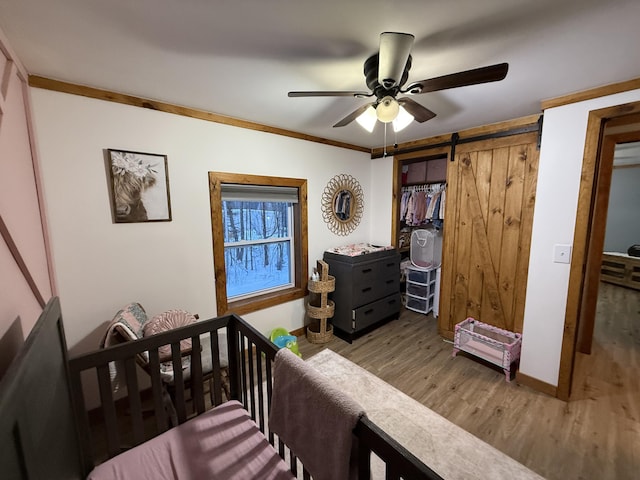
top-left (269, 348), bottom-right (365, 480)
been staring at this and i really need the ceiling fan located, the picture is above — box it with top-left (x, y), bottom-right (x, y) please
top-left (288, 32), bottom-right (509, 132)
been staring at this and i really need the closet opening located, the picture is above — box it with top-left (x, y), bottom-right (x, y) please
top-left (392, 152), bottom-right (449, 318)
top-left (392, 153), bottom-right (448, 254)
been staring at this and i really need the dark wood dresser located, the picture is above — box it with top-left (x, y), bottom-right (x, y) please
top-left (323, 246), bottom-right (401, 342)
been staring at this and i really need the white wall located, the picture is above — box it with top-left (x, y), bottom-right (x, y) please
top-left (604, 165), bottom-right (640, 252)
top-left (369, 155), bottom-right (395, 245)
top-left (520, 88), bottom-right (640, 386)
top-left (30, 89), bottom-right (372, 354)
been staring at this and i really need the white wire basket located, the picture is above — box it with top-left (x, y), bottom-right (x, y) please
top-left (410, 229), bottom-right (435, 268)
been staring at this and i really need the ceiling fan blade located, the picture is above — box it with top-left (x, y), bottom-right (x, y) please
top-left (288, 90), bottom-right (371, 98)
top-left (397, 98), bottom-right (437, 123)
top-left (333, 103), bottom-right (375, 127)
top-left (403, 62), bottom-right (509, 94)
top-left (378, 32), bottom-right (415, 89)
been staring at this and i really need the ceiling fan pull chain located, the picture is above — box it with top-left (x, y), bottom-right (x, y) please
top-left (384, 123), bottom-right (388, 157)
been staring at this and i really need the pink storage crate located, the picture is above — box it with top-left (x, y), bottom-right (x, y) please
top-left (452, 317), bottom-right (522, 382)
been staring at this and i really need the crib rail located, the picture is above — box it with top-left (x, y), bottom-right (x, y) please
top-left (355, 416), bottom-right (443, 480)
top-left (68, 313), bottom-right (441, 479)
top-left (68, 314), bottom-right (233, 473)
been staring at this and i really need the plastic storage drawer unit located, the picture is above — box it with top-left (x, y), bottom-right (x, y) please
top-left (405, 265), bottom-right (437, 315)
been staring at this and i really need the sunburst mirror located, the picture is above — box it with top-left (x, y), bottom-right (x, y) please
top-left (321, 174), bottom-right (364, 236)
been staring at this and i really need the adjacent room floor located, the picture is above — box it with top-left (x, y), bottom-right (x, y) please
top-left (297, 282), bottom-right (639, 480)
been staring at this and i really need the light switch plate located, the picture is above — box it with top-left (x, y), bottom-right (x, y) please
top-left (554, 244), bottom-right (572, 264)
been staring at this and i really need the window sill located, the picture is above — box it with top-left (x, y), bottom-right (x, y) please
top-left (222, 286), bottom-right (307, 316)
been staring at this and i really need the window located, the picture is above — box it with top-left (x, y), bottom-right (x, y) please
top-left (209, 172), bottom-right (308, 315)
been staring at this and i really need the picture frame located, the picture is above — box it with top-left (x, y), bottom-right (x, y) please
top-left (106, 149), bottom-right (172, 223)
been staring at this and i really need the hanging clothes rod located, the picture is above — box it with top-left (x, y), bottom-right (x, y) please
top-left (401, 182), bottom-right (446, 193)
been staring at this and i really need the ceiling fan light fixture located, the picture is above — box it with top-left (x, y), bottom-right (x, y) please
top-left (355, 105), bottom-right (377, 132)
top-left (376, 96), bottom-right (400, 123)
top-left (393, 105), bottom-right (414, 132)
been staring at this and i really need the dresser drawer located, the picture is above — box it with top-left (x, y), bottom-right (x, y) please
top-left (350, 261), bottom-right (378, 285)
top-left (352, 293), bottom-right (401, 331)
top-left (378, 256), bottom-right (400, 280)
top-left (351, 275), bottom-right (399, 307)
top-left (350, 260), bottom-right (383, 306)
top-left (376, 274), bottom-right (399, 299)
top-left (350, 256), bottom-right (400, 306)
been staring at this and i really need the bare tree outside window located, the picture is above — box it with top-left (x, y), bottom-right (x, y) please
top-left (222, 200), bottom-right (294, 299)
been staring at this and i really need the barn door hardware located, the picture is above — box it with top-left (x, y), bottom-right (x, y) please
top-left (449, 132), bottom-right (460, 161)
top-left (536, 114), bottom-right (544, 150)
top-left (377, 115), bottom-right (543, 159)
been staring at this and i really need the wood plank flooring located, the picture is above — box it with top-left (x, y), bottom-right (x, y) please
top-left (297, 282), bottom-right (640, 480)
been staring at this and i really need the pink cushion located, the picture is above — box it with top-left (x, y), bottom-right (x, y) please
top-left (143, 309), bottom-right (196, 357)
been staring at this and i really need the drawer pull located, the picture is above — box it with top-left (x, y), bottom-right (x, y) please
top-left (386, 262), bottom-right (395, 267)
top-left (385, 279), bottom-right (394, 284)
top-left (361, 268), bottom-right (373, 274)
top-left (362, 286), bottom-right (372, 293)
top-left (364, 309), bottom-right (374, 315)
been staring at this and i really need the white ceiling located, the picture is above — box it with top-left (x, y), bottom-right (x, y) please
top-left (2, 0), bottom-right (640, 150)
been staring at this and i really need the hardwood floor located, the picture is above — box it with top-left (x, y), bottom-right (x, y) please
top-left (297, 282), bottom-right (640, 480)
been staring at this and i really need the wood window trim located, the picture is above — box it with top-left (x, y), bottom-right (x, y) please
top-left (209, 172), bottom-right (308, 316)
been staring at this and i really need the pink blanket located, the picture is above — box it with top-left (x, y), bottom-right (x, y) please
top-left (269, 348), bottom-right (365, 480)
top-left (87, 400), bottom-right (293, 480)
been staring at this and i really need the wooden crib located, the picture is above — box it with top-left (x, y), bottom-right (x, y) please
top-left (1, 297), bottom-right (442, 479)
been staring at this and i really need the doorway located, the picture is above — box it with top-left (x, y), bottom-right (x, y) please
top-left (558, 104), bottom-right (640, 400)
top-left (571, 136), bottom-right (640, 401)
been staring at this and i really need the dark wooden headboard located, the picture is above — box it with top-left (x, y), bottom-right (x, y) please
top-left (0, 297), bottom-right (83, 479)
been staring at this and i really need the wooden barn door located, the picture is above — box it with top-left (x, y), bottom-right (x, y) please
top-left (439, 133), bottom-right (539, 338)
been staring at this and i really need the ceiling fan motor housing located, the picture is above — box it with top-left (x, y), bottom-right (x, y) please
top-left (364, 54), bottom-right (412, 101)
top-left (378, 32), bottom-right (415, 89)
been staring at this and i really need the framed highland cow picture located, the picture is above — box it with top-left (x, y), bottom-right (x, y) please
top-left (107, 149), bottom-right (172, 223)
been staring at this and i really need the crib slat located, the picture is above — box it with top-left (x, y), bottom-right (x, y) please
top-left (123, 357), bottom-right (144, 446)
top-left (190, 335), bottom-right (205, 415)
top-left (170, 343), bottom-right (187, 424)
top-left (240, 335), bottom-right (249, 409)
top-left (148, 348), bottom-right (170, 433)
top-left (96, 364), bottom-right (120, 458)
top-left (256, 349), bottom-right (265, 433)
top-left (266, 359), bottom-right (275, 445)
top-left (290, 451), bottom-right (298, 475)
top-left (69, 364), bottom-right (94, 473)
top-left (210, 333), bottom-right (223, 406)
top-left (386, 466), bottom-right (401, 480)
top-left (278, 437), bottom-right (285, 459)
top-left (247, 341), bottom-right (256, 421)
